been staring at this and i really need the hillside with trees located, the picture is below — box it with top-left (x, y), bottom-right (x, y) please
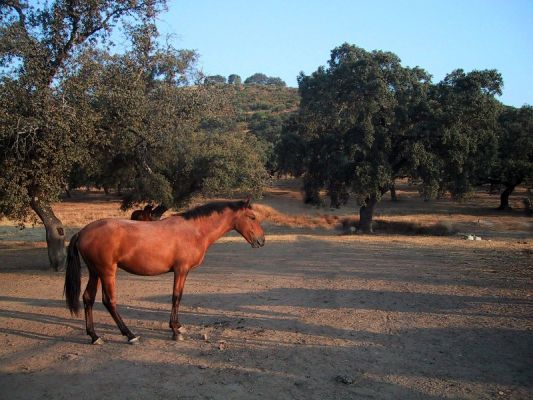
top-left (198, 77), bottom-right (299, 174)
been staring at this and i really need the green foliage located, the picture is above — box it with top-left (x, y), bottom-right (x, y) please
top-left (413, 69), bottom-right (503, 199)
top-left (69, 29), bottom-right (267, 209)
top-left (291, 43), bottom-right (431, 208)
top-left (0, 1), bottom-right (165, 221)
top-left (168, 130), bottom-right (267, 206)
top-left (64, 23), bottom-right (205, 209)
top-left (204, 74), bottom-right (227, 85)
top-left (282, 42), bottom-right (506, 222)
top-left (276, 114), bottom-right (307, 177)
top-left (0, 0), bottom-right (270, 228)
top-left (0, 80), bottom-right (95, 219)
top-left (494, 105), bottom-right (533, 187)
top-left (244, 73), bottom-right (269, 85)
top-left (244, 73), bottom-right (286, 86)
top-left (231, 84), bottom-right (298, 114)
top-left (196, 84), bottom-right (299, 175)
top-left (228, 74), bottom-right (241, 85)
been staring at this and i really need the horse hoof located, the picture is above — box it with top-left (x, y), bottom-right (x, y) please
top-left (128, 336), bottom-right (140, 345)
top-left (92, 337), bottom-right (105, 345)
top-left (173, 333), bottom-right (185, 342)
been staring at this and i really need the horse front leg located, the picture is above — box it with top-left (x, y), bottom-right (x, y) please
top-left (169, 270), bottom-right (189, 341)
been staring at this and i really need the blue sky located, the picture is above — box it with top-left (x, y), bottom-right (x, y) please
top-left (157, 0), bottom-right (532, 107)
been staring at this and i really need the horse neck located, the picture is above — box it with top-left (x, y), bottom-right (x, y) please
top-left (196, 210), bottom-right (236, 248)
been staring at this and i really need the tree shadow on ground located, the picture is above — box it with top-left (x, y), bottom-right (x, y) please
top-left (0, 356), bottom-right (450, 400)
top-left (199, 237), bottom-right (532, 290)
top-left (2, 288), bottom-right (532, 389)
top-left (1, 294), bottom-right (531, 398)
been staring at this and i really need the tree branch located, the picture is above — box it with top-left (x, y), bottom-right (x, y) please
top-left (48, 2), bottom-right (146, 85)
top-left (1, 0), bottom-right (27, 31)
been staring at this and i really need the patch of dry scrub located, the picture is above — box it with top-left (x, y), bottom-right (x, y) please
top-left (252, 204), bottom-right (339, 229)
top-left (252, 204), bottom-right (456, 236)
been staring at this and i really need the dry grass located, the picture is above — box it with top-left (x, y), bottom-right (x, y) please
top-left (252, 204), bottom-right (457, 236)
top-left (256, 179), bottom-right (532, 239)
top-left (252, 203), bottom-right (338, 229)
top-left (0, 179), bottom-right (531, 242)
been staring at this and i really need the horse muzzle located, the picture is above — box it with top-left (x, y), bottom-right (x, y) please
top-left (251, 235), bottom-right (265, 248)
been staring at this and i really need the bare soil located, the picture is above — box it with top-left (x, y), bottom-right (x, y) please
top-left (0, 180), bottom-right (532, 399)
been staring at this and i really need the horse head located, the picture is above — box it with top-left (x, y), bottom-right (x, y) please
top-left (131, 204), bottom-right (156, 221)
top-left (234, 197), bottom-right (265, 248)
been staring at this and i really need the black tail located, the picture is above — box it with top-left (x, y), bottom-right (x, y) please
top-left (64, 233), bottom-right (81, 316)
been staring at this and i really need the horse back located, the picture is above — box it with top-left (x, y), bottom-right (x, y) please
top-left (76, 218), bottom-right (205, 276)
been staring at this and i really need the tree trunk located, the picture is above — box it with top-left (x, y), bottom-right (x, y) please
top-left (498, 183), bottom-right (517, 210)
top-left (329, 191), bottom-right (341, 209)
top-left (489, 180), bottom-right (501, 194)
top-left (30, 196), bottom-right (67, 271)
top-left (390, 183), bottom-right (398, 202)
top-left (358, 195), bottom-right (378, 233)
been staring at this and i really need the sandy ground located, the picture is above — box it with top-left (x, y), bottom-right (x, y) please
top-left (0, 181), bottom-right (532, 399)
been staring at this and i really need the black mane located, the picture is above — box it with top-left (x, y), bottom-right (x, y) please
top-left (179, 201), bottom-right (248, 220)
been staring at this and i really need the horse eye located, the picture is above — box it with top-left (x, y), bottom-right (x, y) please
top-left (250, 215), bottom-right (256, 220)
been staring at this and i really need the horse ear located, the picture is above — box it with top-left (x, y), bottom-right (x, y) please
top-left (244, 195), bottom-right (252, 208)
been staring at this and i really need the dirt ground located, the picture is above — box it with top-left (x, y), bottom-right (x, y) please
top-left (0, 180), bottom-right (532, 399)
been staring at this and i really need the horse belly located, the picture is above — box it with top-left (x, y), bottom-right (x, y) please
top-left (117, 249), bottom-right (174, 276)
top-left (117, 259), bottom-right (172, 276)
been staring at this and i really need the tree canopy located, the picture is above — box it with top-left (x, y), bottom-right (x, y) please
top-left (0, 0), bottom-right (169, 269)
top-left (244, 72), bottom-right (286, 86)
top-left (227, 74), bottom-right (241, 85)
top-left (281, 43), bottom-right (509, 232)
top-left (287, 44), bottom-right (431, 231)
top-left (0, 1), bottom-right (269, 270)
top-left (412, 69), bottom-right (503, 200)
top-left (492, 105), bottom-right (533, 209)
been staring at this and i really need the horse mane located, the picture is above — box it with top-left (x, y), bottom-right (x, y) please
top-left (179, 200), bottom-right (248, 220)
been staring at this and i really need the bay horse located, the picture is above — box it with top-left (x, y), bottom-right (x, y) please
top-left (64, 198), bottom-right (265, 345)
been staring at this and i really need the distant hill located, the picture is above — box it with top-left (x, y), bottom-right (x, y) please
top-left (232, 84), bottom-right (299, 115)
top-left (200, 84), bottom-right (300, 173)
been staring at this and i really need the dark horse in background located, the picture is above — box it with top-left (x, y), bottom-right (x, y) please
top-left (130, 204), bottom-right (167, 221)
top-left (130, 204), bottom-right (155, 221)
top-left (64, 198), bottom-right (265, 344)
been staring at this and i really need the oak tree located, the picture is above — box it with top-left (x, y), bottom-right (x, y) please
top-left (0, 0), bottom-right (167, 270)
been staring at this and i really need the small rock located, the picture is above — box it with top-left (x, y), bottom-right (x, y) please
top-left (218, 340), bottom-right (227, 350)
top-left (198, 365), bottom-right (208, 370)
top-left (335, 375), bottom-right (355, 385)
top-left (498, 391), bottom-right (504, 396)
top-left (201, 333), bottom-right (209, 341)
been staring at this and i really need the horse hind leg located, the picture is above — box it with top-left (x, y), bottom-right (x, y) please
top-left (100, 274), bottom-right (139, 344)
top-left (82, 270), bottom-right (103, 345)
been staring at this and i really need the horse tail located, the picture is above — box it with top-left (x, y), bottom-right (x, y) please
top-left (64, 232), bottom-right (81, 316)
